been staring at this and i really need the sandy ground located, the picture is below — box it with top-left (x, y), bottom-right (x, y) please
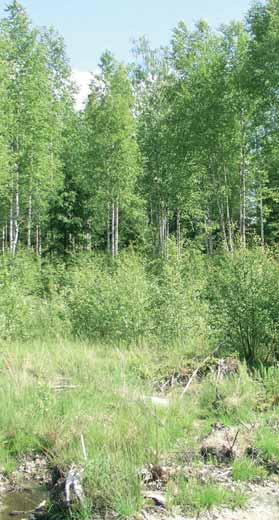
top-left (143, 483), bottom-right (279, 520)
top-left (212, 484), bottom-right (279, 520)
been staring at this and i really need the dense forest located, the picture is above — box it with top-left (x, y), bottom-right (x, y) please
top-left (0, 0), bottom-right (279, 367)
top-left (1, 0), bottom-right (279, 256)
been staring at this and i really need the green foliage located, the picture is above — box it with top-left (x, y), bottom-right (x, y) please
top-left (232, 458), bottom-right (268, 481)
top-left (168, 477), bottom-right (246, 512)
top-left (67, 253), bottom-right (152, 342)
top-left (207, 248), bottom-right (279, 365)
top-left (65, 247), bottom-right (213, 347)
top-left (0, 252), bottom-right (68, 341)
top-left (0, 1), bottom-right (71, 254)
top-left (152, 244), bottom-right (210, 349)
top-left (1, 246), bottom-right (279, 361)
top-left (255, 426), bottom-right (279, 462)
top-left (198, 366), bottom-right (260, 423)
top-left (257, 365), bottom-right (279, 402)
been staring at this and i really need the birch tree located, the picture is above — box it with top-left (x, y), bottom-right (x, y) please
top-left (84, 53), bottom-right (141, 256)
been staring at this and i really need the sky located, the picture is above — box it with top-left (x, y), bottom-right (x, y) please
top-left (0, 0), bottom-right (252, 108)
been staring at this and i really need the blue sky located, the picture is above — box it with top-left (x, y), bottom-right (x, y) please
top-left (1, 0), bottom-right (251, 70)
top-left (0, 0), bottom-right (252, 109)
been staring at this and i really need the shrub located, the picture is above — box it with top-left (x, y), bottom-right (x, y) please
top-left (0, 252), bottom-right (68, 341)
top-left (207, 248), bottom-right (279, 366)
top-left (151, 244), bottom-right (210, 351)
top-left (66, 253), bottom-right (152, 342)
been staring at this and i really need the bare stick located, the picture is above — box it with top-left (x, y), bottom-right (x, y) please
top-left (80, 433), bottom-right (87, 461)
top-left (180, 345), bottom-right (221, 399)
top-left (231, 430), bottom-right (239, 451)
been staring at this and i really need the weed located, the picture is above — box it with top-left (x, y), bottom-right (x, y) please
top-left (232, 458), bottom-right (268, 481)
top-left (255, 427), bottom-right (279, 462)
top-left (168, 477), bottom-right (246, 513)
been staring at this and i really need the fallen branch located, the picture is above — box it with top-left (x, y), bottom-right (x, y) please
top-left (180, 345), bottom-right (221, 399)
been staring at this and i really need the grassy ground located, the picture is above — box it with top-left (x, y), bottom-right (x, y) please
top-left (0, 341), bottom-right (279, 518)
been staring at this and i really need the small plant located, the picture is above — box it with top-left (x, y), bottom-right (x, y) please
top-left (255, 427), bottom-right (279, 463)
top-left (257, 366), bottom-right (279, 403)
top-left (198, 366), bottom-right (259, 424)
top-left (168, 477), bottom-right (246, 513)
top-left (232, 458), bottom-right (267, 481)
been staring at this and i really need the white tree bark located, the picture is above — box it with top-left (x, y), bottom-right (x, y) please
top-left (239, 114), bottom-right (246, 248)
top-left (176, 209), bottom-right (181, 256)
top-left (115, 201), bottom-right (119, 256)
top-left (12, 170), bottom-right (19, 256)
top-left (2, 226), bottom-right (5, 255)
top-left (107, 202), bottom-right (111, 254)
top-left (260, 191), bottom-right (264, 248)
top-left (27, 192), bottom-right (32, 248)
top-left (111, 201), bottom-right (115, 257)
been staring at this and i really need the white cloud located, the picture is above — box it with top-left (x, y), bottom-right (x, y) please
top-left (71, 69), bottom-right (92, 111)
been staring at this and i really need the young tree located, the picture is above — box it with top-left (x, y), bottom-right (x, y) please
top-left (84, 53), bottom-right (142, 256)
top-left (1, 1), bottom-right (73, 254)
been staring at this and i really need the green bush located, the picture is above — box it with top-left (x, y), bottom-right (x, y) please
top-left (207, 248), bottom-right (279, 366)
top-left (66, 253), bottom-right (152, 342)
top-left (0, 252), bottom-right (68, 341)
top-left (66, 247), bottom-right (211, 347)
top-left (152, 244), bottom-right (210, 350)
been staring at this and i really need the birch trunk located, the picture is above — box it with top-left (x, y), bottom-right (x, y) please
top-left (260, 192), bottom-right (264, 248)
top-left (2, 227), bottom-right (5, 255)
top-left (36, 225), bottom-right (40, 256)
top-left (9, 171), bottom-right (14, 254)
top-left (12, 170), bottom-right (19, 256)
top-left (226, 196), bottom-right (234, 253)
top-left (159, 207), bottom-right (163, 250)
top-left (9, 197), bottom-right (13, 254)
top-left (107, 203), bottom-right (111, 254)
top-left (176, 209), bottom-right (181, 256)
top-left (27, 192), bottom-right (32, 248)
top-left (86, 219), bottom-right (92, 251)
top-left (205, 209), bottom-right (213, 255)
top-left (111, 201), bottom-right (115, 257)
top-left (159, 204), bottom-right (168, 255)
top-left (240, 114), bottom-right (246, 248)
top-left (224, 167), bottom-right (233, 252)
top-left (218, 200), bottom-right (229, 251)
top-left (240, 161), bottom-right (246, 248)
top-left (115, 201), bottom-right (119, 256)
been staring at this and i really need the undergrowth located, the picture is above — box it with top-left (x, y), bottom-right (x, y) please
top-left (0, 340), bottom-right (278, 518)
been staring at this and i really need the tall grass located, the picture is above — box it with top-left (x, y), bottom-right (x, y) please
top-left (0, 340), bottom-right (198, 514)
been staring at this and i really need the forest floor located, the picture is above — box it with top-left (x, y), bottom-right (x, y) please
top-left (0, 341), bottom-right (279, 519)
